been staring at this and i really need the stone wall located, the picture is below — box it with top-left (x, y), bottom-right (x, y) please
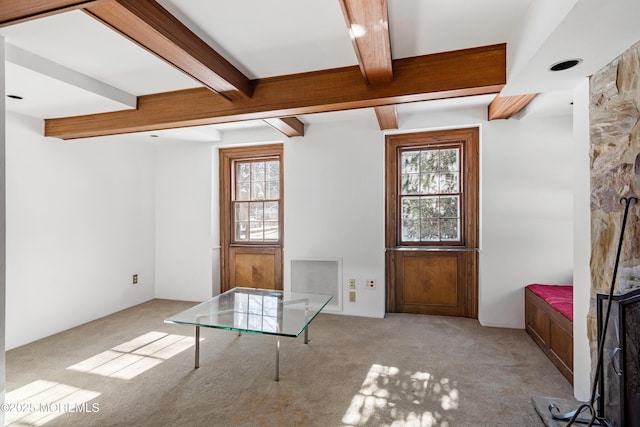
top-left (589, 40), bottom-right (640, 374)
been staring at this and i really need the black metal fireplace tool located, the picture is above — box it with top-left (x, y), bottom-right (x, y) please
top-left (547, 196), bottom-right (637, 426)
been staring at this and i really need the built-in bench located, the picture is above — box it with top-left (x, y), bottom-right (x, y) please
top-left (525, 284), bottom-right (573, 384)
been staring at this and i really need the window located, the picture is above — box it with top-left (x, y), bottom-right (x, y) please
top-left (399, 144), bottom-right (462, 243)
top-left (232, 158), bottom-right (281, 242)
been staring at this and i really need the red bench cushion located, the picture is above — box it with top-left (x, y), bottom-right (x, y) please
top-left (526, 284), bottom-right (573, 322)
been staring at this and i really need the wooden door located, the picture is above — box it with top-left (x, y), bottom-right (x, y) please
top-left (220, 144), bottom-right (284, 292)
top-left (385, 129), bottom-right (478, 317)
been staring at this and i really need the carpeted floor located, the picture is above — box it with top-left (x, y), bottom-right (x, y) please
top-left (5, 299), bottom-right (574, 426)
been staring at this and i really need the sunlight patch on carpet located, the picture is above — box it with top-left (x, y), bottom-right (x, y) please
top-left (342, 364), bottom-right (459, 426)
top-left (67, 331), bottom-right (196, 380)
top-left (4, 380), bottom-right (100, 426)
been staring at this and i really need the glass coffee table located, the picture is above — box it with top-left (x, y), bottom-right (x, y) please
top-left (165, 287), bottom-right (333, 381)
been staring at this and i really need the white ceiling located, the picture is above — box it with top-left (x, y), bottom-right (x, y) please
top-left (2, 0), bottom-right (640, 141)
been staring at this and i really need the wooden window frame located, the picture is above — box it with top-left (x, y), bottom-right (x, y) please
top-left (231, 156), bottom-right (281, 244)
top-left (219, 144), bottom-right (284, 291)
top-left (220, 144), bottom-right (284, 248)
top-left (387, 129), bottom-right (478, 249)
top-left (385, 128), bottom-right (479, 317)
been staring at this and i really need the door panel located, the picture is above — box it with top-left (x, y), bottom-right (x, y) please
top-left (229, 247), bottom-right (281, 290)
top-left (401, 252), bottom-right (458, 306)
top-left (396, 251), bottom-right (470, 316)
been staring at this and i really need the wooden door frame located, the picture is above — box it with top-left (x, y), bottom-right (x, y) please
top-left (219, 143), bottom-right (284, 292)
top-left (384, 128), bottom-right (479, 317)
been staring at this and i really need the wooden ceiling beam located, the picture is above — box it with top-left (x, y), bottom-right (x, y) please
top-left (83, 0), bottom-right (253, 101)
top-left (0, 0), bottom-right (104, 27)
top-left (488, 93), bottom-right (537, 120)
top-left (45, 44), bottom-right (506, 140)
top-left (339, 0), bottom-right (392, 84)
top-left (341, 0), bottom-right (396, 131)
top-left (264, 117), bottom-right (305, 138)
top-left (374, 105), bottom-right (398, 130)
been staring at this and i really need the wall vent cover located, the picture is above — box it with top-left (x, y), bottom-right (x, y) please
top-left (290, 258), bottom-right (342, 312)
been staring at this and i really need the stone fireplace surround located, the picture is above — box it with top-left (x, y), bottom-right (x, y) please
top-left (589, 39), bottom-right (640, 391)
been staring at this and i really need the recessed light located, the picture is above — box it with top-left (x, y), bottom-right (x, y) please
top-left (149, 134), bottom-right (159, 138)
top-left (549, 59), bottom-right (582, 72)
top-left (7, 94), bottom-right (23, 100)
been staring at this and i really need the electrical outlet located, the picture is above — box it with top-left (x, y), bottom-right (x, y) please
top-left (349, 291), bottom-right (356, 302)
top-left (366, 279), bottom-right (375, 289)
top-left (133, 274), bottom-right (138, 285)
top-left (348, 279), bottom-right (356, 289)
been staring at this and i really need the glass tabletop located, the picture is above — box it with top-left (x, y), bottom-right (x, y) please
top-left (165, 287), bottom-right (333, 337)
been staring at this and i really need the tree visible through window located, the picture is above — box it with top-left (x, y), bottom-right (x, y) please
top-left (233, 158), bottom-right (280, 242)
top-left (399, 145), bottom-right (461, 243)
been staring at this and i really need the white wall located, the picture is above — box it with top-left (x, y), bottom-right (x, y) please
top-left (1, 37), bottom-right (7, 424)
top-left (479, 115), bottom-right (574, 328)
top-left (283, 116), bottom-right (386, 317)
top-left (154, 141), bottom-right (214, 302)
top-left (5, 112), bottom-right (156, 349)
top-left (397, 106), bottom-right (574, 327)
top-left (205, 107), bottom-right (575, 326)
top-left (573, 79), bottom-right (592, 400)
top-left (3, 99), bottom-right (576, 350)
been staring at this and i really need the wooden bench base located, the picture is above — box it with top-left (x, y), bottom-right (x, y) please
top-left (525, 286), bottom-right (573, 384)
